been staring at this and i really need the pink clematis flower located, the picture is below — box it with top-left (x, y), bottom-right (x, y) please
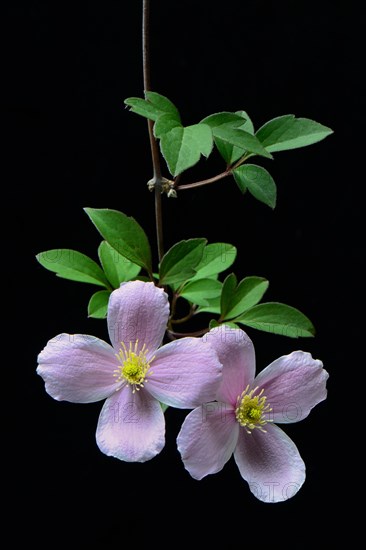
top-left (177, 326), bottom-right (329, 502)
top-left (37, 281), bottom-right (222, 462)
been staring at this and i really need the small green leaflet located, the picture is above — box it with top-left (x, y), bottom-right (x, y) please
top-left (190, 242), bottom-right (237, 280)
top-left (98, 241), bottom-right (141, 289)
top-left (220, 273), bottom-right (238, 319)
top-left (154, 113), bottom-right (181, 138)
top-left (200, 110), bottom-right (260, 164)
top-left (36, 249), bottom-right (110, 288)
top-left (84, 208), bottom-right (152, 274)
top-left (196, 296), bottom-right (221, 314)
top-left (200, 112), bottom-right (246, 129)
top-left (237, 110), bottom-right (255, 135)
top-left (124, 91), bottom-right (181, 123)
top-left (256, 115), bottom-right (333, 152)
top-left (208, 111), bottom-right (255, 165)
top-left (180, 278), bottom-right (222, 306)
top-left (159, 239), bottom-right (207, 285)
top-left (123, 98), bottom-right (161, 121)
top-left (160, 124), bottom-right (213, 176)
top-left (235, 302), bottom-right (315, 337)
top-left (211, 124), bottom-right (272, 159)
top-left (145, 92), bottom-right (181, 117)
top-left (222, 276), bottom-right (270, 320)
top-left (88, 290), bottom-right (111, 318)
top-left (233, 164), bottom-right (277, 209)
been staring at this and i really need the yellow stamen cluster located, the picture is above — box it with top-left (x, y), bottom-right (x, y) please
top-left (113, 340), bottom-right (153, 393)
top-left (235, 385), bottom-right (272, 434)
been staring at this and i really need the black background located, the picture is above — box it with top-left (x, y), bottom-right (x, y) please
top-left (5, 1), bottom-right (359, 547)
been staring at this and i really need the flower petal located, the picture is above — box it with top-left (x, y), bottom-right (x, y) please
top-left (146, 337), bottom-right (222, 408)
top-left (255, 351), bottom-right (329, 423)
top-left (107, 281), bottom-right (169, 357)
top-left (96, 386), bottom-right (165, 462)
top-left (203, 327), bottom-right (256, 405)
top-left (177, 403), bottom-right (238, 480)
top-left (234, 423), bottom-right (305, 503)
top-left (37, 333), bottom-right (118, 403)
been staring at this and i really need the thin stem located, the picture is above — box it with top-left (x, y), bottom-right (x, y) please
top-left (175, 170), bottom-right (230, 191)
top-left (170, 305), bottom-right (196, 325)
top-left (143, 0), bottom-right (164, 262)
top-left (168, 292), bottom-right (197, 325)
top-left (167, 292), bottom-right (179, 330)
top-left (174, 153), bottom-right (253, 192)
top-left (154, 188), bottom-right (164, 263)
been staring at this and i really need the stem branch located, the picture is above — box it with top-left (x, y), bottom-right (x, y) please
top-left (175, 170), bottom-right (230, 191)
top-left (174, 153), bottom-right (252, 192)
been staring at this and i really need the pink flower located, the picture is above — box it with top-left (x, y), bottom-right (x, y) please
top-left (177, 326), bottom-right (329, 502)
top-left (37, 281), bottom-right (222, 462)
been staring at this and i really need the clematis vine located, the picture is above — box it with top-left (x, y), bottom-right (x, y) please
top-left (37, 280), bottom-right (222, 462)
top-left (35, 1), bottom-right (333, 505)
top-left (177, 326), bottom-right (329, 503)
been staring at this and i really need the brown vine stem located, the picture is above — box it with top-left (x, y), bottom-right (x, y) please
top-left (143, 0), bottom-right (164, 262)
top-left (175, 170), bottom-right (231, 191)
top-left (174, 153), bottom-right (252, 191)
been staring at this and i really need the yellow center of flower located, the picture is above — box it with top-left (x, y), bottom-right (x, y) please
top-left (113, 340), bottom-right (154, 393)
top-left (235, 385), bottom-right (272, 434)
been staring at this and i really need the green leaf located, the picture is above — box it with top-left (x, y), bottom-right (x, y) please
top-left (220, 273), bottom-right (238, 319)
top-left (84, 208), bottom-right (152, 274)
top-left (88, 290), bottom-right (111, 319)
top-left (190, 242), bottom-right (237, 280)
top-left (233, 164), bottom-right (277, 209)
top-left (212, 125), bottom-right (272, 159)
top-left (124, 97), bottom-right (162, 121)
top-left (154, 113), bottom-right (182, 139)
top-left (180, 279), bottom-right (222, 306)
top-left (222, 276), bottom-right (269, 319)
top-left (196, 296), bottom-right (221, 314)
top-left (237, 111), bottom-right (254, 135)
top-left (256, 115), bottom-right (333, 152)
top-left (235, 302), bottom-right (315, 337)
top-left (98, 241), bottom-right (141, 289)
top-left (124, 92), bottom-right (181, 123)
top-left (145, 91), bottom-right (180, 120)
top-left (36, 249), bottom-right (110, 287)
top-left (159, 238), bottom-right (207, 285)
top-left (160, 124), bottom-right (213, 176)
top-left (200, 112), bottom-right (245, 128)
top-left (215, 111), bottom-right (255, 165)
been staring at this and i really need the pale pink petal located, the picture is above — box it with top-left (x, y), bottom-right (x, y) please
top-left (146, 338), bottom-right (222, 408)
top-left (234, 423), bottom-right (305, 503)
top-left (203, 327), bottom-right (256, 406)
top-left (177, 402), bottom-right (238, 479)
top-left (107, 281), bottom-right (169, 357)
top-left (37, 333), bottom-right (119, 403)
top-left (96, 386), bottom-right (165, 462)
top-left (254, 351), bottom-right (329, 424)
